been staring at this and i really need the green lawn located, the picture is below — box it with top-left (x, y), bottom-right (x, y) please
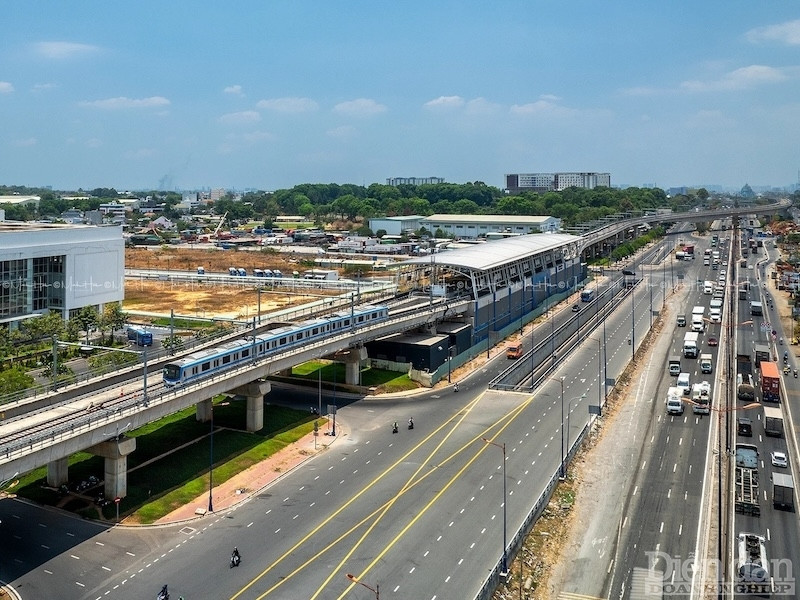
top-left (12, 399), bottom-right (322, 524)
top-left (291, 360), bottom-right (417, 392)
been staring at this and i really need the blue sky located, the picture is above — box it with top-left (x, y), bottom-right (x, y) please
top-left (2, 1), bottom-right (800, 192)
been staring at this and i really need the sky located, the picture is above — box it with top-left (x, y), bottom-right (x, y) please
top-left (2, 1), bottom-right (800, 193)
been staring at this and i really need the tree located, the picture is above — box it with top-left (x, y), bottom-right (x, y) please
top-left (73, 306), bottom-right (100, 344)
top-left (0, 367), bottom-right (34, 394)
top-left (102, 302), bottom-right (127, 344)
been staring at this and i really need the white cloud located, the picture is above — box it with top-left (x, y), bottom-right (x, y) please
top-left (326, 125), bottom-right (357, 139)
top-left (333, 98), bottom-right (387, 117)
top-left (218, 110), bottom-right (261, 124)
top-left (463, 97), bottom-right (502, 115)
top-left (13, 137), bottom-right (37, 147)
top-left (224, 85), bottom-right (243, 95)
top-left (34, 41), bottom-right (100, 59)
top-left (85, 138), bottom-right (103, 148)
top-left (79, 96), bottom-right (171, 109)
top-left (680, 65), bottom-right (789, 92)
top-left (32, 83), bottom-right (56, 92)
top-left (746, 19), bottom-right (800, 45)
top-left (256, 97), bottom-right (318, 113)
top-left (0, 81), bottom-right (14, 94)
top-left (510, 99), bottom-right (578, 118)
top-left (423, 95), bottom-right (465, 110)
top-left (620, 85), bottom-right (662, 97)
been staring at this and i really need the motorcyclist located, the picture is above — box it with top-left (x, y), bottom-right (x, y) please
top-left (392, 421), bottom-right (398, 434)
top-left (408, 417), bottom-right (414, 429)
top-left (454, 382), bottom-right (459, 392)
top-left (157, 585), bottom-right (169, 600)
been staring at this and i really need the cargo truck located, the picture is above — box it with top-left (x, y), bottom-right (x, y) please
top-left (665, 386), bottom-right (684, 415)
top-left (700, 353), bottom-right (713, 374)
top-left (750, 301), bottom-right (763, 315)
top-left (736, 532), bottom-right (769, 594)
top-left (669, 355), bottom-right (681, 376)
top-left (764, 405), bottom-right (784, 437)
top-left (772, 473), bottom-right (794, 510)
top-left (676, 313), bottom-right (686, 327)
top-left (760, 361), bottom-right (780, 402)
top-left (691, 381), bottom-right (711, 414)
top-left (683, 332), bottom-right (699, 358)
top-left (735, 445), bottom-right (760, 516)
top-left (754, 344), bottom-right (771, 367)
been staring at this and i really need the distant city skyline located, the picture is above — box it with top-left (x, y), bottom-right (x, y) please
top-left (2, 2), bottom-right (800, 192)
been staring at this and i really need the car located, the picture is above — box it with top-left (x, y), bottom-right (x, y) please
top-left (572, 305), bottom-right (580, 312)
top-left (708, 336), bottom-right (718, 346)
top-left (772, 451), bottom-right (788, 468)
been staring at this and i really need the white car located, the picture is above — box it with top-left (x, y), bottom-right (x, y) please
top-left (771, 451), bottom-right (788, 468)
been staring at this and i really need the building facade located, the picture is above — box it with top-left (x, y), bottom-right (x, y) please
top-left (505, 172), bottom-right (611, 193)
top-left (0, 222), bottom-right (124, 327)
top-left (386, 177), bottom-right (445, 186)
top-left (421, 214), bottom-right (561, 239)
top-left (368, 215), bottom-right (425, 236)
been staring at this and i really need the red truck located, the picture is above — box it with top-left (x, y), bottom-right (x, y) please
top-left (760, 361), bottom-right (781, 403)
top-left (682, 244), bottom-right (695, 257)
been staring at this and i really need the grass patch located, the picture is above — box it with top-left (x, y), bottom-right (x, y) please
top-left (14, 401), bottom-right (320, 524)
top-left (291, 361), bottom-right (417, 392)
top-left (148, 317), bottom-right (219, 329)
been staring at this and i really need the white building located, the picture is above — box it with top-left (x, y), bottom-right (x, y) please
top-left (368, 215), bottom-right (425, 236)
top-left (505, 172), bottom-right (611, 193)
top-left (421, 214), bottom-right (561, 239)
top-left (0, 222), bottom-right (124, 327)
top-left (386, 177), bottom-right (445, 186)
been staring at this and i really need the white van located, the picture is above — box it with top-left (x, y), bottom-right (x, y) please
top-left (666, 386), bottom-right (684, 415)
top-left (677, 372), bottom-right (691, 395)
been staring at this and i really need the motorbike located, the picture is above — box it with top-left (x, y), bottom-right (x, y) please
top-left (230, 552), bottom-right (241, 568)
top-left (157, 585), bottom-right (170, 600)
top-left (453, 383), bottom-right (459, 392)
top-left (408, 418), bottom-right (414, 430)
top-left (392, 423), bottom-right (398, 434)
top-left (794, 369), bottom-right (798, 378)
top-left (783, 365), bottom-right (791, 375)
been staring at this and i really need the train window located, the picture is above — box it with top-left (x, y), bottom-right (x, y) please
top-left (242, 348), bottom-right (249, 357)
top-left (222, 355), bottom-right (231, 365)
top-left (202, 362), bottom-right (210, 372)
top-left (213, 360), bottom-right (219, 368)
top-left (312, 327), bottom-right (318, 335)
top-left (192, 367), bottom-right (198, 375)
top-left (343, 319), bottom-right (350, 326)
top-left (279, 337), bottom-right (287, 346)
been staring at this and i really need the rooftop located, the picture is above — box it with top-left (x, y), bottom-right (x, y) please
top-left (422, 214), bottom-right (556, 224)
top-left (395, 233), bottom-right (581, 271)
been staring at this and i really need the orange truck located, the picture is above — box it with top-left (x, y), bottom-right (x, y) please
top-left (506, 343), bottom-right (522, 359)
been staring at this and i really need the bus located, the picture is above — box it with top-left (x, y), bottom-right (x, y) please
top-left (580, 288), bottom-right (596, 302)
top-left (126, 326), bottom-right (153, 346)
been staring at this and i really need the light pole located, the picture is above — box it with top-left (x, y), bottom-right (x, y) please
top-left (630, 278), bottom-right (635, 360)
top-left (566, 394), bottom-right (587, 446)
top-left (448, 345), bottom-right (454, 383)
top-left (481, 437), bottom-right (508, 575)
top-left (346, 573), bottom-right (379, 599)
top-left (589, 337), bottom-right (603, 416)
top-left (557, 376), bottom-right (566, 478)
top-left (208, 400), bottom-right (214, 513)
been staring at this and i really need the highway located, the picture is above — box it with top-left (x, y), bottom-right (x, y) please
top-left (733, 235), bottom-right (799, 598)
top-left (0, 250), bottom-right (670, 600)
top-left (602, 225), bottom-right (727, 598)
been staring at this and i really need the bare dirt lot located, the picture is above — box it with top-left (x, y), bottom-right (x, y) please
top-left (124, 247), bottom-right (344, 319)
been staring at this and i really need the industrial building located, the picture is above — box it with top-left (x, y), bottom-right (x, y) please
top-left (0, 221), bottom-right (124, 327)
top-left (368, 215), bottom-right (425, 236)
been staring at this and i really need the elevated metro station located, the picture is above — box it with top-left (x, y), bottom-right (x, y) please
top-left (378, 234), bottom-right (586, 379)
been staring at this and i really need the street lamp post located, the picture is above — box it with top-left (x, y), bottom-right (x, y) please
top-left (481, 437), bottom-right (508, 575)
top-left (557, 376), bottom-right (566, 478)
top-left (208, 401), bottom-right (214, 513)
top-left (346, 573), bottom-right (379, 599)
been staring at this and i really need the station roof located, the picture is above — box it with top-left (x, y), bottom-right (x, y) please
top-left (422, 214), bottom-right (556, 224)
top-left (395, 233), bottom-right (581, 272)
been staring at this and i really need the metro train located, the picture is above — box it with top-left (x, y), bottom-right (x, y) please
top-left (162, 305), bottom-right (389, 386)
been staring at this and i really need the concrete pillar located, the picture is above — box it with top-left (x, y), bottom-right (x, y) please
top-left (47, 457), bottom-right (69, 488)
top-left (89, 436), bottom-right (136, 499)
top-left (196, 397), bottom-right (213, 423)
top-left (336, 347), bottom-right (368, 386)
top-left (231, 380), bottom-right (271, 432)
